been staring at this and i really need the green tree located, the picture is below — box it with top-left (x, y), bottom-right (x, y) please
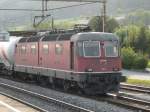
top-left (146, 29), bottom-right (150, 56)
top-left (107, 18), bottom-right (119, 33)
top-left (88, 16), bottom-right (102, 32)
top-left (115, 27), bottom-right (128, 47)
top-left (126, 25), bottom-right (140, 48)
top-left (88, 16), bottom-right (119, 33)
top-left (115, 25), bottom-right (140, 48)
top-left (134, 26), bottom-right (149, 54)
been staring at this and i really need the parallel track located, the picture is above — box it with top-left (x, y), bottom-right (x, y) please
top-left (0, 82), bottom-right (94, 112)
top-left (120, 83), bottom-right (150, 94)
top-left (105, 83), bottom-right (150, 111)
top-left (105, 93), bottom-right (150, 112)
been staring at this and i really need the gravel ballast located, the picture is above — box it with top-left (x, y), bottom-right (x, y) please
top-left (0, 77), bottom-right (134, 112)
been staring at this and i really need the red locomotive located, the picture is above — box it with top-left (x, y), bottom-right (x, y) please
top-left (0, 29), bottom-right (125, 95)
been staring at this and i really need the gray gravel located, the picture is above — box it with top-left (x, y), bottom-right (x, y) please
top-left (0, 77), bottom-right (134, 112)
top-left (122, 69), bottom-right (150, 80)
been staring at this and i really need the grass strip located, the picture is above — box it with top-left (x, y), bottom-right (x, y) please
top-left (126, 78), bottom-right (150, 87)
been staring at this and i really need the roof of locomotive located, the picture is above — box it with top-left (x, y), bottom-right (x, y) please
top-left (42, 33), bottom-right (73, 41)
top-left (18, 32), bottom-right (119, 43)
top-left (18, 33), bottom-right (74, 43)
top-left (71, 32), bottom-right (119, 42)
top-left (18, 35), bottom-right (44, 43)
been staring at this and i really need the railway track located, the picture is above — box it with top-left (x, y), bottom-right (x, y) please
top-left (105, 83), bottom-right (150, 111)
top-left (0, 82), bottom-right (94, 112)
top-left (104, 93), bottom-right (150, 112)
top-left (0, 76), bottom-right (150, 112)
top-left (78, 88), bottom-right (150, 111)
top-left (0, 92), bottom-right (46, 112)
top-left (120, 83), bottom-right (150, 94)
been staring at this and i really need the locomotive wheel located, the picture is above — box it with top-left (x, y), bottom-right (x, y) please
top-left (49, 77), bottom-right (56, 89)
top-left (51, 83), bottom-right (56, 89)
top-left (38, 76), bottom-right (49, 86)
top-left (11, 72), bottom-right (17, 79)
top-left (63, 81), bottom-right (70, 92)
top-left (77, 89), bottom-right (85, 95)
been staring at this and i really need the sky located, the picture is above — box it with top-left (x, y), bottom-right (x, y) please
top-left (0, 0), bottom-right (101, 29)
top-left (0, 0), bottom-right (149, 30)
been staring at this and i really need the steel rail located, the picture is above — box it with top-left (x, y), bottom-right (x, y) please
top-left (0, 82), bottom-right (94, 112)
top-left (120, 83), bottom-right (150, 94)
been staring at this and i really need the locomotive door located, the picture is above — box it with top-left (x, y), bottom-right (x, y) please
top-left (38, 42), bottom-right (42, 66)
top-left (39, 43), bottom-right (49, 67)
top-left (70, 42), bottom-right (74, 70)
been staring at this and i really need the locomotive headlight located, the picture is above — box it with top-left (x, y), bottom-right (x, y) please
top-left (113, 68), bottom-right (119, 71)
top-left (87, 68), bottom-right (93, 72)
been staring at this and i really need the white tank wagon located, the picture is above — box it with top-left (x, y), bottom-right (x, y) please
top-left (0, 32), bottom-right (22, 70)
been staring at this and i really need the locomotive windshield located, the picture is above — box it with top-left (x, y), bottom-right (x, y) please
top-left (83, 41), bottom-right (100, 57)
top-left (104, 41), bottom-right (118, 57)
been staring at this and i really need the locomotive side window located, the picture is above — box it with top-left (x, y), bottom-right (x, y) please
top-left (31, 45), bottom-right (36, 54)
top-left (43, 44), bottom-right (49, 54)
top-left (104, 41), bottom-right (118, 57)
top-left (55, 43), bottom-right (63, 55)
top-left (83, 41), bottom-right (100, 57)
top-left (21, 46), bottom-right (26, 54)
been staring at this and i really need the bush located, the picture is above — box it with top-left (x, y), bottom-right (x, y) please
top-left (121, 47), bottom-right (148, 69)
top-left (147, 60), bottom-right (150, 68)
top-left (121, 47), bottom-right (136, 69)
top-left (133, 54), bottom-right (148, 69)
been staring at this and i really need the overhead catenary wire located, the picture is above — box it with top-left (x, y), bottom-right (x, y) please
top-left (0, 9), bottom-right (42, 12)
top-left (30, 0), bottom-right (103, 2)
top-left (46, 2), bottom-right (97, 11)
top-left (0, 2), bottom-right (98, 12)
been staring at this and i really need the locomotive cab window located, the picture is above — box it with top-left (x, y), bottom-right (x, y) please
top-left (83, 41), bottom-right (100, 57)
top-left (77, 42), bottom-right (83, 56)
top-left (21, 46), bottom-right (26, 54)
top-left (104, 41), bottom-right (118, 57)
